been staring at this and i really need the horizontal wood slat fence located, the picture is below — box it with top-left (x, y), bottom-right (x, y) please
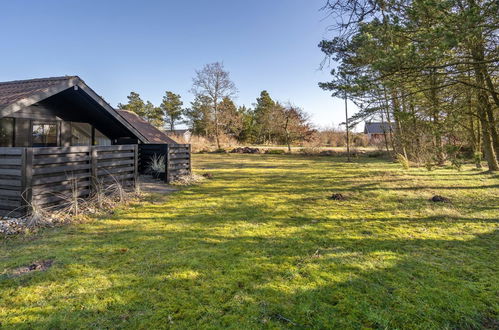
top-left (138, 144), bottom-right (191, 183)
top-left (0, 145), bottom-right (138, 217)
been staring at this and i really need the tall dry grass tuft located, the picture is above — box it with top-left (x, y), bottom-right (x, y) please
top-left (189, 134), bottom-right (239, 152)
top-left (148, 154), bottom-right (165, 174)
top-left (396, 153), bottom-right (410, 170)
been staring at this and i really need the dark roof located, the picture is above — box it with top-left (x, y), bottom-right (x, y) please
top-left (0, 76), bottom-right (159, 144)
top-left (0, 76), bottom-right (76, 109)
top-left (117, 110), bottom-right (177, 144)
top-left (364, 122), bottom-right (394, 134)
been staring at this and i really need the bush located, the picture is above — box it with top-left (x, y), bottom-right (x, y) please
top-left (265, 149), bottom-right (286, 154)
top-left (367, 151), bottom-right (387, 158)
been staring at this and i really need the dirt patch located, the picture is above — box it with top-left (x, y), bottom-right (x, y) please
top-left (202, 173), bottom-right (214, 179)
top-left (329, 193), bottom-right (347, 201)
top-left (230, 147), bottom-right (260, 154)
top-left (430, 195), bottom-right (451, 203)
top-left (138, 175), bottom-right (178, 194)
top-left (10, 259), bottom-right (54, 276)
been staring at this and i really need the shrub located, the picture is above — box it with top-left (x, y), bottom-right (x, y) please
top-left (396, 153), bottom-right (410, 170)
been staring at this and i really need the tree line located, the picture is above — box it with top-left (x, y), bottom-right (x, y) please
top-left (319, 0), bottom-right (498, 170)
top-left (118, 62), bottom-right (315, 151)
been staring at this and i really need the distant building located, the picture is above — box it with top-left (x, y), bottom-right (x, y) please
top-left (364, 122), bottom-right (394, 143)
top-left (165, 129), bottom-right (192, 143)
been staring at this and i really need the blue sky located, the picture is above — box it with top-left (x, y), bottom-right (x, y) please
top-left (0, 0), bottom-right (358, 129)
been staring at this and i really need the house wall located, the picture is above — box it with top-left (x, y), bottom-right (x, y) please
top-left (5, 104), bottom-right (111, 147)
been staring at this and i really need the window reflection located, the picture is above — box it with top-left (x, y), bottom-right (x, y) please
top-left (32, 123), bottom-right (58, 147)
top-left (0, 118), bottom-right (14, 147)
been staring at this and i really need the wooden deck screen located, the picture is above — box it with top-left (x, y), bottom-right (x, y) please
top-left (138, 144), bottom-right (191, 183)
top-left (0, 145), bottom-right (138, 217)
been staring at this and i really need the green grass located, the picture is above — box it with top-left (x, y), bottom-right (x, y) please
top-left (1, 154), bottom-right (498, 329)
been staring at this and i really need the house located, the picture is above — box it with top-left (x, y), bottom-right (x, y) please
top-left (0, 76), bottom-right (190, 217)
top-left (364, 122), bottom-right (394, 143)
top-left (0, 76), bottom-right (176, 147)
top-left (165, 129), bottom-right (192, 143)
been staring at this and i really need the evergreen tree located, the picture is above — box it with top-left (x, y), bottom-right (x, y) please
top-left (144, 101), bottom-right (164, 128)
top-left (118, 92), bottom-right (163, 128)
top-left (253, 91), bottom-right (276, 144)
top-left (218, 97), bottom-right (243, 138)
top-left (118, 92), bottom-right (147, 117)
top-left (184, 95), bottom-right (213, 136)
top-left (319, 0), bottom-right (499, 170)
top-left (160, 91), bottom-right (184, 131)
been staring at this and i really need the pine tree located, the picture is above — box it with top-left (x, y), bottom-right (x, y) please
top-left (161, 91), bottom-right (184, 131)
top-left (253, 91), bottom-right (276, 144)
top-left (118, 92), bottom-right (163, 128)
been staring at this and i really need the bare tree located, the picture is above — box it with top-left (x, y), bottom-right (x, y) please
top-left (191, 62), bottom-right (237, 149)
top-left (278, 104), bottom-right (315, 152)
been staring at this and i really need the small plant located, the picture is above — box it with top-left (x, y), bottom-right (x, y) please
top-left (148, 154), bottom-right (166, 174)
top-left (445, 145), bottom-right (464, 171)
top-left (424, 161), bottom-right (435, 171)
top-left (396, 153), bottom-right (410, 170)
top-left (474, 152), bottom-right (482, 169)
top-left (25, 202), bottom-right (50, 228)
top-left (450, 157), bottom-right (463, 171)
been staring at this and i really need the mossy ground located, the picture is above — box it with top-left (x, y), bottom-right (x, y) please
top-left (1, 154), bottom-right (498, 329)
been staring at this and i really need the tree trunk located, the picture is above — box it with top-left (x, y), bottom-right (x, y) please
top-left (391, 89), bottom-right (408, 159)
top-left (467, 87), bottom-right (482, 169)
top-left (471, 48), bottom-right (499, 170)
top-left (381, 113), bottom-right (390, 154)
top-left (429, 70), bottom-right (445, 165)
top-left (466, 0), bottom-right (498, 169)
top-left (484, 70), bottom-right (499, 108)
top-left (383, 86), bottom-right (396, 158)
top-left (214, 98), bottom-right (221, 150)
top-left (284, 116), bottom-right (291, 153)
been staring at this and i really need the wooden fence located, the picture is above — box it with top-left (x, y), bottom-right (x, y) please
top-left (0, 148), bottom-right (24, 217)
top-left (0, 145), bottom-right (138, 217)
top-left (138, 144), bottom-right (191, 183)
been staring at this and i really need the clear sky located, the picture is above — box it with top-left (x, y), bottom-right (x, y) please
top-left (0, 0), bottom-right (359, 130)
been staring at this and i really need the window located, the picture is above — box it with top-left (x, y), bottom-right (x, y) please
top-left (32, 122), bottom-right (58, 147)
top-left (0, 118), bottom-right (14, 147)
top-left (71, 122), bottom-right (92, 146)
top-left (94, 128), bottom-right (111, 146)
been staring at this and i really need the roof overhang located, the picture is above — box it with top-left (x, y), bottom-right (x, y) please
top-left (0, 76), bottom-right (150, 143)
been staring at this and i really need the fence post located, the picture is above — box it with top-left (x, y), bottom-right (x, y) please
top-left (133, 144), bottom-right (139, 187)
top-left (91, 146), bottom-right (98, 192)
top-left (188, 144), bottom-right (192, 174)
top-left (21, 148), bottom-right (34, 215)
top-left (165, 144), bottom-right (170, 183)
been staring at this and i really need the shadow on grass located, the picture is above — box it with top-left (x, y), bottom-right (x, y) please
top-left (1, 154), bottom-right (497, 328)
top-left (1, 221), bottom-right (497, 328)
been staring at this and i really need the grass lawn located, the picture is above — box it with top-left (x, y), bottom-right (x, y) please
top-left (1, 154), bottom-right (498, 329)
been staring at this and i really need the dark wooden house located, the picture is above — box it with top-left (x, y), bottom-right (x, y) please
top-left (0, 76), bottom-right (176, 147)
top-left (0, 76), bottom-right (190, 217)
